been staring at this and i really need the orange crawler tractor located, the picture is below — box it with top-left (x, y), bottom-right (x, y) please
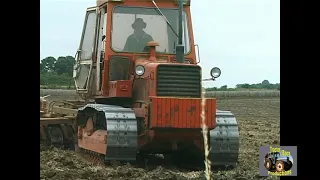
top-left (40, 0), bottom-right (240, 168)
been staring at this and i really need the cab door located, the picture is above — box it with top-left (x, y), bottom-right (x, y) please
top-left (73, 7), bottom-right (97, 94)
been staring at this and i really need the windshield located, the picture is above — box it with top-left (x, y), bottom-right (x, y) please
top-left (111, 6), bottom-right (191, 54)
top-left (272, 152), bottom-right (280, 157)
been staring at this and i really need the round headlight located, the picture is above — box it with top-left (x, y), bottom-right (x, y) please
top-left (135, 65), bottom-right (145, 76)
top-left (210, 67), bottom-right (221, 78)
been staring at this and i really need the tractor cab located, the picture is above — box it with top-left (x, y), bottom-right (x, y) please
top-left (111, 5), bottom-right (190, 55)
top-left (269, 152), bottom-right (280, 163)
top-left (73, 0), bottom-right (198, 98)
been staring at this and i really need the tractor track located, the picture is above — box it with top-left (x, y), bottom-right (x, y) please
top-left (40, 97), bottom-right (280, 180)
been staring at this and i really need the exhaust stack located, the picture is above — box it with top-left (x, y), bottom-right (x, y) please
top-left (175, 0), bottom-right (184, 63)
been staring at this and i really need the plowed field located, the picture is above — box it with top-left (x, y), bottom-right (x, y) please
top-left (40, 97), bottom-right (280, 180)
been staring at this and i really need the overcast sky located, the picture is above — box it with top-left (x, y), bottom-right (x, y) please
top-left (40, 0), bottom-right (280, 88)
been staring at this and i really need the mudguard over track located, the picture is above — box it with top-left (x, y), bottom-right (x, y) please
top-left (78, 104), bottom-right (138, 162)
top-left (209, 110), bottom-right (240, 167)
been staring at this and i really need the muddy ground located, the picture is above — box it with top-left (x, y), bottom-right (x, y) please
top-left (40, 97), bottom-right (280, 180)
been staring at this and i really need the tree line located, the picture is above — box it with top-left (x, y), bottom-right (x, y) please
top-left (40, 56), bottom-right (280, 91)
top-left (40, 56), bottom-right (75, 88)
top-left (205, 80), bottom-right (280, 91)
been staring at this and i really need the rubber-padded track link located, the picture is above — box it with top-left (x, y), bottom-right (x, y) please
top-left (209, 110), bottom-right (240, 167)
top-left (78, 104), bottom-right (138, 163)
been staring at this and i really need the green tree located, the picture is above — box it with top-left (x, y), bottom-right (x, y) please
top-left (40, 55), bottom-right (75, 88)
top-left (236, 83), bottom-right (250, 89)
top-left (54, 56), bottom-right (75, 76)
top-left (205, 87), bottom-right (218, 91)
top-left (41, 56), bottom-right (56, 72)
top-left (220, 85), bottom-right (227, 90)
top-left (40, 72), bottom-right (72, 86)
top-left (262, 80), bottom-right (270, 85)
top-left (40, 63), bottom-right (45, 72)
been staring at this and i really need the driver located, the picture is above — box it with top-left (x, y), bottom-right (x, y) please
top-left (123, 18), bottom-right (154, 52)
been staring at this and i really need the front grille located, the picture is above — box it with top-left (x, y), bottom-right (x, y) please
top-left (156, 64), bottom-right (201, 98)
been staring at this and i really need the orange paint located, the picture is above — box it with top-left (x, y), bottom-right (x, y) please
top-left (108, 80), bottom-right (132, 98)
top-left (99, 1), bottom-right (196, 97)
top-left (78, 129), bottom-right (108, 155)
top-left (149, 97), bottom-right (216, 129)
